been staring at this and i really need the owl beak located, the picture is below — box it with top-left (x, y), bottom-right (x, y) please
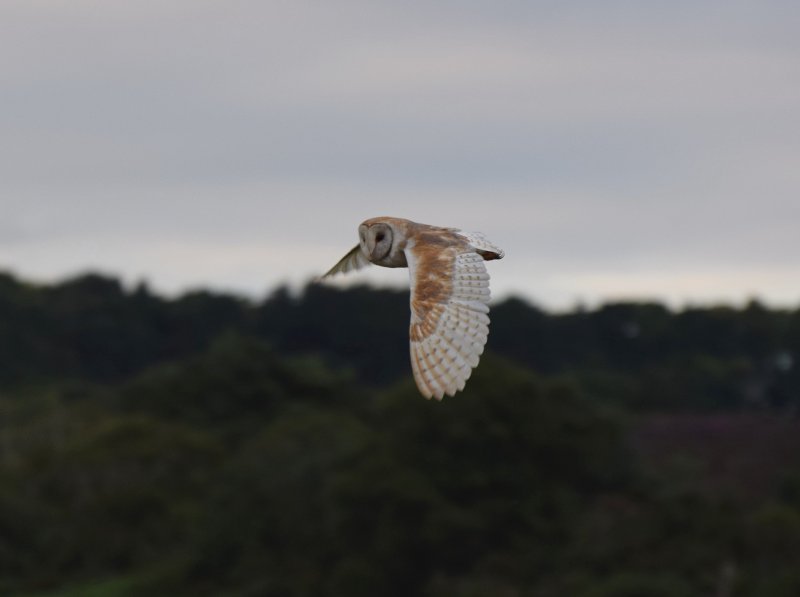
top-left (366, 237), bottom-right (378, 258)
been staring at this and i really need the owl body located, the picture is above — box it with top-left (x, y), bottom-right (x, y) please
top-left (323, 217), bottom-right (504, 400)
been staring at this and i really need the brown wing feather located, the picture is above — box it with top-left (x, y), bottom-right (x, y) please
top-left (406, 231), bottom-right (492, 399)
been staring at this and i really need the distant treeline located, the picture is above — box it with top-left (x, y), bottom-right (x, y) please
top-left (1, 270), bottom-right (798, 411)
top-left (2, 270), bottom-right (800, 596)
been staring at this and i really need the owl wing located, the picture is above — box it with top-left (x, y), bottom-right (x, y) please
top-left (405, 237), bottom-right (491, 400)
top-left (455, 230), bottom-right (505, 260)
top-left (320, 244), bottom-right (371, 279)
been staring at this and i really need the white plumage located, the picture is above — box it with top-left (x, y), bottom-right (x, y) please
top-left (322, 216), bottom-right (504, 400)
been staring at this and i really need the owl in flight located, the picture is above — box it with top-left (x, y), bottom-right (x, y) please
top-left (322, 217), bottom-right (504, 400)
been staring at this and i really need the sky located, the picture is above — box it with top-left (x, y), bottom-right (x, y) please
top-left (2, 1), bottom-right (799, 309)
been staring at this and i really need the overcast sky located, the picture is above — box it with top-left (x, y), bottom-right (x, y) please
top-left (2, 1), bottom-right (798, 309)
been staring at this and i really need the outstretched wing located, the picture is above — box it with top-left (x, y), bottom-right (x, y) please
top-left (320, 244), bottom-right (371, 279)
top-left (405, 237), bottom-right (491, 400)
top-left (456, 230), bottom-right (505, 261)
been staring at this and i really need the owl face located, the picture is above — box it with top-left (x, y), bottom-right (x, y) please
top-left (358, 222), bottom-right (394, 264)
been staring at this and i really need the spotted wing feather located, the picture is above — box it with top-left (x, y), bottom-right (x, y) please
top-left (406, 239), bottom-right (492, 400)
top-left (456, 230), bottom-right (505, 260)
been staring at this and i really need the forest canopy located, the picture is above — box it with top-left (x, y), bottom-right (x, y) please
top-left (1, 270), bottom-right (800, 596)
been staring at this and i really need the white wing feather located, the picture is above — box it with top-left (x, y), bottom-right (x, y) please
top-left (407, 246), bottom-right (492, 400)
top-left (456, 231), bottom-right (505, 259)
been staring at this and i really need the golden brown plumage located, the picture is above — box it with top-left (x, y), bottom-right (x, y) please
top-left (322, 217), bottom-right (504, 399)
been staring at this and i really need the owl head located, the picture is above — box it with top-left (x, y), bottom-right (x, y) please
top-left (358, 221), bottom-right (394, 262)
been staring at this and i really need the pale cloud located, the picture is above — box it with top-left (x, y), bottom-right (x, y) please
top-left (556, 266), bottom-right (800, 309)
top-left (1, 1), bottom-right (799, 308)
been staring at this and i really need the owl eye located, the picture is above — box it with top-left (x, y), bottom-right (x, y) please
top-left (376, 232), bottom-right (385, 242)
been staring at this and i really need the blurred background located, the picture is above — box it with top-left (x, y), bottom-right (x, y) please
top-left (2, 1), bottom-right (800, 596)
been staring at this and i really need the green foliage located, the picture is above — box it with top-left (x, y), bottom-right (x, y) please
top-left (3, 272), bottom-right (800, 413)
top-left (13, 576), bottom-right (145, 597)
top-left (185, 406), bottom-right (377, 596)
top-left (2, 271), bottom-right (800, 595)
top-left (167, 357), bottom-right (635, 597)
top-left (576, 573), bottom-right (693, 597)
top-left (119, 334), bottom-right (359, 442)
top-left (0, 383), bottom-right (224, 592)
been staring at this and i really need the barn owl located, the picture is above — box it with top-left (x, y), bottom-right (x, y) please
top-left (322, 217), bottom-right (504, 400)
